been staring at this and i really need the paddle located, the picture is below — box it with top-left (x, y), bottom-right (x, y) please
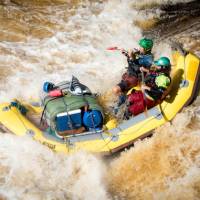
top-left (107, 47), bottom-right (138, 54)
top-left (106, 46), bottom-right (129, 54)
top-left (106, 46), bottom-right (122, 51)
top-left (141, 71), bottom-right (149, 117)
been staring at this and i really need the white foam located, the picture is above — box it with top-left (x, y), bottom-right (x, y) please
top-left (0, 0), bottom-right (143, 102)
top-left (0, 134), bottom-right (109, 200)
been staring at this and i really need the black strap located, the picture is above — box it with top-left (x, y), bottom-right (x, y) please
top-left (61, 97), bottom-right (74, 130)
top-left (40, 96), bottom-right (63, 126)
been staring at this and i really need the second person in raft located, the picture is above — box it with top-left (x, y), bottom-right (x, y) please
top-left (125, 57), bottom-right (171, 118)
top-left (112, 38), bottom-right (154, 112)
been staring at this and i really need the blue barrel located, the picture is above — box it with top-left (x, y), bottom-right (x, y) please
top-left (83, 110), bottom-right (103, 129)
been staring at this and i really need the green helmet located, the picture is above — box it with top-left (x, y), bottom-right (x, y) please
top-left (155, 74), bottom-right (170, 88)
top-left (154, 57), bottom-right (171, 69)
top-left (138, 38), bottom-right (153, 51)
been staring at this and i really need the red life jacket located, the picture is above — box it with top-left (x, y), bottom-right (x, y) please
top-left (127, 90), bottom-right (156, 116)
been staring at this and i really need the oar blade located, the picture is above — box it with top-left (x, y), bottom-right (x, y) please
top-left (106, 46), bottom-right (119, 50)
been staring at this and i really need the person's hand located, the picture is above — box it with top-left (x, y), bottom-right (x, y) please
top-left (140, 66), bottom-right (145, 72)
top-left (141, 84), bottom-right (150, 91)
top-left (133, 48), bottom-right (139, 53)
top-left (121, 49), bottom-right (127, 55)
top-left (140, 66), bottom-right (149, 73)
top-left (128, 49), bottom-right (134, 57)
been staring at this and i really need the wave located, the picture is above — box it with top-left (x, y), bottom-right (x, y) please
top-left (108, 97), bottom-right (200, 200)
top-left (0, 0), bottom-right (199, 199)
top-left (0, 134), bottom-right (109, 200)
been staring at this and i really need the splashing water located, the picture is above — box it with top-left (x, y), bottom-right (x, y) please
top-left (0, 0), bottom-right (142, 102)
top-left (0, 134), bottom-right (109, 200)
top-left (0, 2), bottom-right (142, 199)
top-left (108, 98), bottom-right (200, 200)
top-left (0, 0), bottom-right (200, 199)
top-left (1, 98), bottom-right (200, 200)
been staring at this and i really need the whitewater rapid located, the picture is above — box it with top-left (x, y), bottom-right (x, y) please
top-left (0, 0), bottom-right (143, 102)
top-left (0, 0), bottom-right (200, 199)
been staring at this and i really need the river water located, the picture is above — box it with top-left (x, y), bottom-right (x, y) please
top-left (0, 0), bottom-right (200, 199)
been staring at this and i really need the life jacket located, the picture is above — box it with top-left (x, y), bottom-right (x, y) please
top-left (127, 71), bottom-right (170, 116)
top-left (144, 71), bottom-right (171, 101)
top-left (144, 70), bottom-right (159, 88)
top-left (137, 53), bottom-right (153, 68)
top-left (127, 90), bottom-right (156, 116)
top-left (126, 53), bottom-right (153, 78)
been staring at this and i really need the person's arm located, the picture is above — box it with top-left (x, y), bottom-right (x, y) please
top-left (122, 49), bottom-right (139, 60)
top-left (149, 87), bottom-right (165, 100)
top-left (141, 84), bottom-right (165, 100)
top-left (141, 84), bottom-right (151, 91)
top-left (140, 66), bottom-right (149, 73)
top-left (121, 49), bottom-right (130, 59)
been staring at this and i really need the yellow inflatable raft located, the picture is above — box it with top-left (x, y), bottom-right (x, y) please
top-left (0, 47), bottom-right (199, 155)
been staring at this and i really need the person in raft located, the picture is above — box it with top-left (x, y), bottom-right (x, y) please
top-left (112, 38), bottom-right (154, 113)
top-left (125, 57), bottom-right (171, 118)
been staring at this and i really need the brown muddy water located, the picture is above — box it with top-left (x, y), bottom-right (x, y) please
top-left (0, 0), bottom-right (200, 199)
